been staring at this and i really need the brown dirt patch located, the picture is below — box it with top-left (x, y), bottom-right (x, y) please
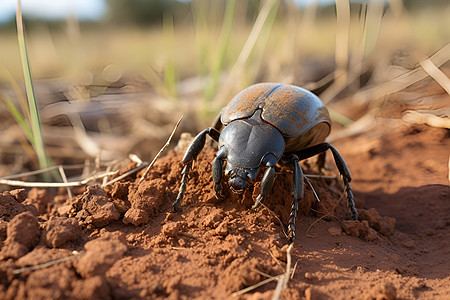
top-left (0, 124), bottom-right (449, 299)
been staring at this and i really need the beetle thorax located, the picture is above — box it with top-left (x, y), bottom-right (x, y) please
top-left (218, 109), bottom-right (285, 193)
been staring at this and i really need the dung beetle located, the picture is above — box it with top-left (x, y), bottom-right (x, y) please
top-left (173, 83), bottom-right (357, 242)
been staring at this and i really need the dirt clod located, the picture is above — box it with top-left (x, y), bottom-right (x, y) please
top-left (341, 220), bottom-right (378, 241)
top-left (25, 265), bottom-right (77, 300)
top-left (74, 232), bottom-right (127, 278)
top-left (365, 282), bottom-right (397, 300)
top-left (0, 192), bottom-right (36, 221)
top-left (24, 188), bottom-right (50, 215)
top-left (9, 189), bottom-right (27, 203)
top-left (71, 185), bottom-right (120, 228)
top-left (304, 272), bottom-right (316, 281)
top-left (162, 221), bottom-right (184, 237)
top-left (0, 212), bottom-right (40, 259)
top-left (127, 179), bottom-right (166, 216)
top-left (359, 208), bottom-right (396, 235)
top-left (45, 217), bottom-right (81, 248)
top-left (123, 208), bottom-right (149, 226)
top-left (71, 276), bottom-right (110, 300)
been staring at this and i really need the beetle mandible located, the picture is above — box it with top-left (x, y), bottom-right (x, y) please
top-left (173, 83), bottom-right (358, 242)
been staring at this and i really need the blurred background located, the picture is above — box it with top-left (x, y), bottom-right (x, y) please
top-left (0, 0), bottom-right (449, 179)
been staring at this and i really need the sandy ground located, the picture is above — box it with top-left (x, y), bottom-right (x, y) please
top-left (0, 121), bottom-right (449, 299)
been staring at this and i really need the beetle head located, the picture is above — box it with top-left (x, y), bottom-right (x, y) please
top-left (225, 164), bottom-right (259, 194)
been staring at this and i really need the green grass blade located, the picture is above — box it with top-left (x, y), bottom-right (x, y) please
top-left (16, 1), bottom-right (51, 171)
top-left (0, 93), bottom-right (34, 143)
top-left (204, 0), bottom-right (236, 101)
top-left (245, 0), bottom-right (279, 83)
top-left (0, 63), bottom-right (31, 121)
top-left (191, 0), bottom-right (209, 78)
top-left (214, 0), bottom-right (280, 105)
top-left (163, 12), bottom-right (178, 99)
top-left (328, 108), bottom-right (354, 127)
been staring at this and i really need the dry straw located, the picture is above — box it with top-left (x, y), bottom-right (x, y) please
top-left (138, 116), bottom-right (183, 185)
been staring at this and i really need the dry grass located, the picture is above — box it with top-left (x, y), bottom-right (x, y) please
top-left (0, 0), bottom-right (449, 180)
top-left (0, 3), bottom-right (449, 298)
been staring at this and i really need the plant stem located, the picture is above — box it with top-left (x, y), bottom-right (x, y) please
top-left (16, 0), bottom-right (51, 172)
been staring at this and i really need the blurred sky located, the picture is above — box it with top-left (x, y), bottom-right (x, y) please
top-left (0, 0), bottom-right (336, 23)
top-left (0, 0), bottom-right (107, 23)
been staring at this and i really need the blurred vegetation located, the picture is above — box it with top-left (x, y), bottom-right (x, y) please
top-left (0, 0), bottom-right (449, 174)
top-left (105, 0), bottom-right (188, 26)
top-left (0, 0), bottom-right (448, 82)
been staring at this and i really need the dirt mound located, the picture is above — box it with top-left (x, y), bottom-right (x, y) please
top-left (0, 124), bottom-right (448, 299)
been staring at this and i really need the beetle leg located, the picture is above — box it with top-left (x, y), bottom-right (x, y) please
top-left (289, 142), bottom-right (330, 161)
top-left (252, 154), bottom-right (278, 210)
top-left (328, 145), bottom-right (351, 181)
top-left (212, 147), bottom-right (227, 199)
top-left (328, 145), bottom-right (358, 220)
top-left (342, 176), bottom-right (357, 220)
top-left (173, 161), bottom-right (192, 211)
top-left (173, 127), bottom-right (221, 211)
top-left (212, 113), bottom-right (224, 132)
top-left (289, 155), bottom-right (304, 243)
top-left (289, 143), bottom-right (358, 220)
top-left (252, 167), bottom-right (275, 210)
top-left (181, 128), bottom-right (220, 165)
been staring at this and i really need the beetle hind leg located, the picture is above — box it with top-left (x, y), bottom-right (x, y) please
top-left (328, 145), bottom-right (358, 220)
top-left (288, 155), bottom-right (303, 243)
top-left (343, 177), bottom-right (357, 220)
top-left (289, 142), bottom-right (358, 220)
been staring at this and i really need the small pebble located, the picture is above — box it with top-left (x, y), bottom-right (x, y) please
top-left (328, 226), bottom-right (342, 236)
top-left (304, 272), bottom-right (316, 281)
top-left (402, 240), bottom-right (415, 249)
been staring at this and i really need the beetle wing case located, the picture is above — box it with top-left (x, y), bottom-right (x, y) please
top-left (221, 83), bottom-right (331, 140)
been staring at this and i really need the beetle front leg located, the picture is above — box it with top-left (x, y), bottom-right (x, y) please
top-left (288, 155), bottom-right (304, 243)
top-left (181, 128), bottom-right (220, 165)
top-left (252, 154), bottom-right (277, 210)
top-left (252, 166), bottom-right (275, 210)
top-left (173, 162), bottom-right (192, 211)
top-left (212, 147), bottom-right (227, 199)
top-left (173, 127), bottom-right (221, 211)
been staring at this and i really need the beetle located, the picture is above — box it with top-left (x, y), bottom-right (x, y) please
top-left (173, 83), bottom-right (357, 242)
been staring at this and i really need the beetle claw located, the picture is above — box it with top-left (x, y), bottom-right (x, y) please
top-left (172, 203), bottom-right (182, 212)
top-left (215, 183), bottom-right (225, 199)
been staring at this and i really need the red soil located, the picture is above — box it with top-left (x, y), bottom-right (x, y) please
top-left (0, 123), bottom-right (448, 299)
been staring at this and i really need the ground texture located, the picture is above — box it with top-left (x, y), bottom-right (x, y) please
top-left (0, 123), bottom-right (449, 300)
